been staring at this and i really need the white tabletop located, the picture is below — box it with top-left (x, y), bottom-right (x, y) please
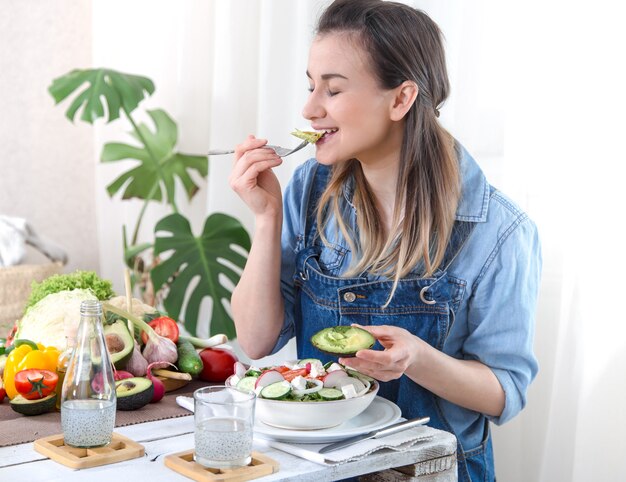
top-left (0, 415), bottom-right (457, 481)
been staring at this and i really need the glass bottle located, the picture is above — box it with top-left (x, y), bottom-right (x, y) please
top-left (61, 300), bottom-right (117, 447)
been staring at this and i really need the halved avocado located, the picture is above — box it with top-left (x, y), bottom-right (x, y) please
top-left (311, 326), bottom-right (376, 355)
top-left (115, 377), bottom-right (154, 411)
top-left (104, 320), bottom-right (134, 369)
top-left (10, 394), bottom-right (56, 416)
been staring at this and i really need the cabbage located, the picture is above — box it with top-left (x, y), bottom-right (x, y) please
top-left (15, 289), bottom-right (98, 350)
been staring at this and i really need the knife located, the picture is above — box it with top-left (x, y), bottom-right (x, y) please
top-left (318, 416), bottom-right (430, 454)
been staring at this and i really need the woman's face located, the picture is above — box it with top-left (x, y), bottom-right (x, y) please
top-left (302, 33), bottom-right (403, 167)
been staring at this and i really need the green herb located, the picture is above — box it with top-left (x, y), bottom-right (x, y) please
top-left (26, 271), bottom-right (115, 310)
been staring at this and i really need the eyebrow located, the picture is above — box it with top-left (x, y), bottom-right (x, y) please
top-left (306, 71), bottom-right (349, 81)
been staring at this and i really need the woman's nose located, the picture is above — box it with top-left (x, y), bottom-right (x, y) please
top-left (302, 92), bottom-right (324, 121)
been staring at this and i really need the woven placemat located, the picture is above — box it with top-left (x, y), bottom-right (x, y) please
top-left (0, 379), bottom-right (208, 447)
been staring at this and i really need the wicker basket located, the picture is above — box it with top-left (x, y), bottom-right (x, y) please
top-left (0, 261), bottom-right (64, 336)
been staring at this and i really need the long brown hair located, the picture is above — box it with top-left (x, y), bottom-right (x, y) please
top-left (315, 0), bottom-right (460, 303)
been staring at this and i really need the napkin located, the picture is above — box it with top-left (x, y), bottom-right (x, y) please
top-left (176, 396), bottom-right (434, 467)
top-left (176, 395), bottom-right (194, 412)
top-left (256, 426), bottom-right (434, 466)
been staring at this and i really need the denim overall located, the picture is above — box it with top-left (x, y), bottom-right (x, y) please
top-left (291, 164), bottom-right (495, 481)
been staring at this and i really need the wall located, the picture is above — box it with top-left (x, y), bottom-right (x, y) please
top-left (0, 0), bottom-right (97, 272)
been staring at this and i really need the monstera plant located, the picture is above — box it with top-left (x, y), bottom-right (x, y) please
top-left (48, 68), bottom-right (250, 338)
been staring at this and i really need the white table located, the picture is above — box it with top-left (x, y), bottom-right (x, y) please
top-left (0, 415), bottom-right (457, 481)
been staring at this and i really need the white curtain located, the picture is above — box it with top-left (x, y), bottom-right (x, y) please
top-left (91, 1), bottom-right (625, 480)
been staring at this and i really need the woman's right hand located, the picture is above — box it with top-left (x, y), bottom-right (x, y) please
top-left (229, 135), bottom-right (283, 218)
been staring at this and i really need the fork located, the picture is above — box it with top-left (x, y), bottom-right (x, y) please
top-left (208, 139), bottom-right (309, 157)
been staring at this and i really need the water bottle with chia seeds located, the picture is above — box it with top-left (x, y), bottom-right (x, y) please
top-left (61, 300), bottom-right (116, 448)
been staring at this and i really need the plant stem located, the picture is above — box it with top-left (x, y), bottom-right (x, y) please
top-left (122, 107), bottom-right (179, 245)
top-left (102, 302), bottom-right (157, 339)
top-left (131, 185), bottom-right (158, 245)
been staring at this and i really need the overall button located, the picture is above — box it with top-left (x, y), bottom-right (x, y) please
top-left (343, 292), bottom-right (356, 302)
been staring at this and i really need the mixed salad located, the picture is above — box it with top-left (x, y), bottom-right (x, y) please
top-left (229, 358), bottom-right (375, 402)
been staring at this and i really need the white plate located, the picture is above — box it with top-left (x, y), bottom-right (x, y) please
top-left (253, 396), bottom-right (401, 444)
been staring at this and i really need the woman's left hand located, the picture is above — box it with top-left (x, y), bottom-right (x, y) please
top-left (338, 324), bottom-right (424, 382)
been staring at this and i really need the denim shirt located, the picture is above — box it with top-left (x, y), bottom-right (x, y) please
top-left (273, 144), bottom-right (541, 434)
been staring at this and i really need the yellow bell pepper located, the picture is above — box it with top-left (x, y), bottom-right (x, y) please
top-left (18, 349), bottom-right (57, 372)
top-left (43, 346), bottom-right (61, 370)
top-left (4, 344), bottom-right (60, 399)
top-left (4, 344), bottom-right (33, 399)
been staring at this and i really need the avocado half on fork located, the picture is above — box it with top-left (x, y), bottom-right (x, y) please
top-left (311, 326), bottom-right (376, 355)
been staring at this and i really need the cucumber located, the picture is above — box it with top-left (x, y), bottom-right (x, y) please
top-left (346, 368), bottom-right (375, 382)
top-left (318, 388), bottom-right (344, 400)
top-left (260, 381), bottom-right (292, 400)
top-left (236, 376), bottom-right (258, 393)
top-left (176, 339), bottom-right (203, 376)
top-left (298, 358), bottom-right (322, 365)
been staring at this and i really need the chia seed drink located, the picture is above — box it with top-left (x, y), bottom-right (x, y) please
top-left (195, 417), bottom-right (253, 468)
top-left (61, 399), bottom-right (116, 448)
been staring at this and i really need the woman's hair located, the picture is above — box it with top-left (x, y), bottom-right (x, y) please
top-left (315, 0), bottom-right (460, 303)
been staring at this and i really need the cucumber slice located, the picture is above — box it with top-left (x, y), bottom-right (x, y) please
top-left (236, 376), bottom-right (258, 393)
top-left (346, 368), bottom-right (375, 382)
top-left (318, 388), bottom-right (344, 400)
top-left (298, 358), bottom-right (322, 365)
top-left (260, 381), bottom-right (292, 400)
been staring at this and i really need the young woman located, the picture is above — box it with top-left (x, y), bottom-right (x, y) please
top-left (229, 1), bottom-right (541, 479)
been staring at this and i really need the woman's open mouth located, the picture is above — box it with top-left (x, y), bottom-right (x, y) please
top-left (316, 128), bottom-right (338, 145)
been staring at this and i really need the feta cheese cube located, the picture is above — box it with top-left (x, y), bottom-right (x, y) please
top-left (291, 375), bottom-right (307, 390)
top-left (308, 360), bottom-right (326, 378)
top-left (327, 363), bottom-right (344, 373)
top-left (341, 384), bottom-right (358, 399)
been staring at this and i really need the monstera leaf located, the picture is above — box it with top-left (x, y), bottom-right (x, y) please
top-left (151, 213), bottom-right (250, 338)
top-left (102, 109), bottom-right (208, 203)
top-left (48, 68), bottom-right (154, 124)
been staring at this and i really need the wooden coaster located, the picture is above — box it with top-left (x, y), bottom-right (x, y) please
top-left (33, 432), bottom-right (145, 469)
top-left (164, 450), bottom-right (279, 482)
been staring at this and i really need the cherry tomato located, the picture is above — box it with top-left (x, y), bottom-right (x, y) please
top-left (198, 348), bottom-right (238, 382)
top-left (281, 368), bottom-right (309, 382)
top-left (14, 369), bottom-right (59, 400)
top-left (141, 316), bottom-right (180, 344)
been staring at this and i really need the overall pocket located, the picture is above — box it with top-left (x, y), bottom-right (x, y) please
top-left (460, 419), bottom-right (495, 482)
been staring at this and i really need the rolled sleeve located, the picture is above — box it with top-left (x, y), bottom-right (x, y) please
top-left (463, 214), bottom-right (542, 425)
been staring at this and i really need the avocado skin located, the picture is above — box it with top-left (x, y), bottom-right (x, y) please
top-left (115, 377), bottom-right (154, 411)
top-left (311, 326), bottom-right (376, 355)
top-left (10, 394), bottom-right (57, 416)
top-left (103, 320), bottom-right (134, 369)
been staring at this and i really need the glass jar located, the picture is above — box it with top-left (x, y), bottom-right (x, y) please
top-left (55, 332), bottom-right (76, 410)
top-left (60, 300), bottom-right (116, 447)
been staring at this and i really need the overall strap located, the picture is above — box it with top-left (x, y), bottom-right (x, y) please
top-left (303, 163), bottom-right (332, 248)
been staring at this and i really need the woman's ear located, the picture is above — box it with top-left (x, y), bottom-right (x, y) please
top-left (389, 81), bottom-right (418, 121)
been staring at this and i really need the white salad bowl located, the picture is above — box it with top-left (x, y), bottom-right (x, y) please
top-left (227, 374), bottom-right (380, 430)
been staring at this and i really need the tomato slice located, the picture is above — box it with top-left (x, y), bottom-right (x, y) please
top-left (141, 316), bottom-right (180, 344)
top-left (14, 369), bottom-right (59, 400)
top-left (282, 368), bottom-right (309, 382)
